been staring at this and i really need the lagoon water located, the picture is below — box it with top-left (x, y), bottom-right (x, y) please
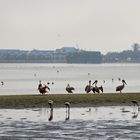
top-left (0, 106), bottom-right (140, 139)
top-left (0, 63), bottom-right (140, 139)
top-left (0, 63), bottom-right (140, 95)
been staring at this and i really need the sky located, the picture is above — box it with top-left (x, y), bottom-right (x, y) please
top-left (0, 0), bottom-right (140, 54)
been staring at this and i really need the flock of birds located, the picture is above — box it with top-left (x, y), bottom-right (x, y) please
top-left (37, 78), bottom-right (140, 121)
top-left (38, 79), bottom-right (127, 94)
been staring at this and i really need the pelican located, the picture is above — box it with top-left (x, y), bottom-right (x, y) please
top-left (116, 80), bottom-right (127, 93)
top-left (48, 100), bottom-right (53, 121)
top-left (92, 80), bottom-right (103, 93)
top-left (65, 102), bottom-right (70, 120)
top-left (66, 84), bottom-right (75, 93)
top-left (38, 80), bottom-right (42, 90)
top-left (38, 81), bottom-right (50, 95)
top-left (85, 80), bottom-right (92, 93)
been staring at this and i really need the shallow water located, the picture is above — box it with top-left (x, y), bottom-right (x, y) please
top-left (0, 106), bottom-right (140, 139)
top-left (0, 63), bottom-right (140, 95)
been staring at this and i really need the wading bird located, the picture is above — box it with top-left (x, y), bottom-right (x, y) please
top-left (131, 100), bottom-right (140, 118)
top-left (48, 100), bottom-right (53, 121)
top-left (66, 84), bottom-right (75, 93)
top-left (131, 100), bottom-right (139, 108)
top-left (116, 80), bottom-right (127, 93)
top-left (65, 102), bottom-right (70, 120)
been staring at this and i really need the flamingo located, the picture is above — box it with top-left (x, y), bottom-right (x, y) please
top-left (65, 102), bottom-right (70, 120)
top-left (48, 100), bottom-right (53, 121)
top-left (131, 100), bottom-right (140, 118)
top-left (66, 84), bottom-right (75, 93)
top-left (131, 100), bottom-right (139, 109)
top-left (116, 80), bottom-right (127, 93)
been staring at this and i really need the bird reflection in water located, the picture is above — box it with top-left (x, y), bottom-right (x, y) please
top-left (48, 100), bottom-right (53, 121)
top-left (131, 100), bottom-right (140, 119)
top-left (65, 102), bottom-right (70, 121)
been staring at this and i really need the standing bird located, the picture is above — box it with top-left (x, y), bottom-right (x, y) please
top-left (92, 80), bottom-right (103, 93)
top-left (38, 84), bottom-right (50, 95)
top-left (66, 84), bottom-right (75, 93)
top-left (116, 80), bottom-right (127, 93)
top-left (85, 80), bottom-right (92, 93)
top-left (48, 100), bottom-right (53, 121)
top-left (38, 81), bottom-right (50, 95)
top-left (65, 102), bottom-right (70, 120)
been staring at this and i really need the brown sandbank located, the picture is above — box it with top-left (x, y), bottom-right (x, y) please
top-left (0, 93), bottom-right (140, 108)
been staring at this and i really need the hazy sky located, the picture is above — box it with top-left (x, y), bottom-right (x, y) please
top-left (0, 0), bottom-right (140, 54)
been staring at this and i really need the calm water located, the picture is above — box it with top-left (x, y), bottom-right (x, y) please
top-left (0, 106), bottom-right (139, 139)
top-left (0, 63), bottom-right (140, 95)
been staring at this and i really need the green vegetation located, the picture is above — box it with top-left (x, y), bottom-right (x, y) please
top-left (0, 93), bottom-right (140, 108)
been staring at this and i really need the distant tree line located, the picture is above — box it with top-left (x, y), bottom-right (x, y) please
top-left (0, 43), bottom-right (140, 63)
top-left (0, 50), bottom-right (103, 63)
top-left (103, 43), bottom-right (140, 63)
top-left (66, 51), bottom-right (102, 63)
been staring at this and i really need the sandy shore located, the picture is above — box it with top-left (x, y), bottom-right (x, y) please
top-left (0, 93), bottom-right (140, 108)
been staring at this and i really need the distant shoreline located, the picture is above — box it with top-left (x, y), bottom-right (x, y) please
top-left (0, 93), bottom-right (139, 108)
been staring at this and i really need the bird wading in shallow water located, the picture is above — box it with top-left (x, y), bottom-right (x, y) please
top-left (131, 100), bottom-right (140, 118)
top-left (48, 100), bottom-right (53, 121)
top-left (65, 102), bottom-right (70, 120)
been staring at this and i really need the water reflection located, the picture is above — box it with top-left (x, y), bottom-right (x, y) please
top-left (0, 106), bottom-right (139, 139)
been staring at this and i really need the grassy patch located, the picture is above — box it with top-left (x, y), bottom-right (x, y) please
top-left (0, 93), bottom-right (140, 108)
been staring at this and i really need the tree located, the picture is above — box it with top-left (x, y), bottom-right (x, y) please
top-left (132, 43), bottom-right (140, 52)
